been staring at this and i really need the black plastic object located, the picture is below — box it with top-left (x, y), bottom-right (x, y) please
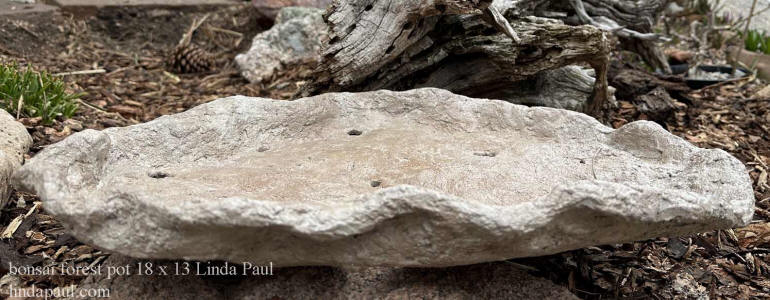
top-left (670, 64), bottom-right (689, 75)
top-left (685, 65), bottom-right (749, 89)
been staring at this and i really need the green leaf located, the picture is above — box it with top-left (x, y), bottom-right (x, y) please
top-left (0, 63), bottom-right (82, 125)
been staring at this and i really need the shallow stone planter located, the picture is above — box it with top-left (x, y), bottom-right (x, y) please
top-left (14, 89), bottom-right (754, 267)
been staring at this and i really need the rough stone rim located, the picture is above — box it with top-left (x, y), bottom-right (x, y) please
top-left (12, 88), bottom-right (755, 266)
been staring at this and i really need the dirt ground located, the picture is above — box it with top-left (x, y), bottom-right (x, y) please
top-left (0, 5), bottom-right (769, 300)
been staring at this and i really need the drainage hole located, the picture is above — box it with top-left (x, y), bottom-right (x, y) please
top-left (473, 151), bottom-right (496, 157)
top-left (148, 171), bottom-right (170, 179)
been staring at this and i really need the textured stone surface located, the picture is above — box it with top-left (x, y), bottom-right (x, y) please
top-left (67, 254), bottom-right (578, 300)
top-left (14, 88), bottom-right (754, 267)
top-left (0, 109), bottom-right (32, 207)
top-left (252, 0), bottom-right (331, 20)
top-left (235, 7), bottom-right (325, 83)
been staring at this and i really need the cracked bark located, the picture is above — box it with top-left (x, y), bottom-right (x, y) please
top-left (302, 0), bottom-right (613, 116)
top-left (515, 0), bottom-right (670, 72)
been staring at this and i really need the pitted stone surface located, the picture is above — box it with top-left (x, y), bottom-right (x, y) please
top-left (0, 109), bottom-right (32, 206)
top-left (14, 88), bottom-right (754, 267)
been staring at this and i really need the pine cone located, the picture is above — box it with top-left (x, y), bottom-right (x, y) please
top-left (168, 44), bottom-right (214, 74)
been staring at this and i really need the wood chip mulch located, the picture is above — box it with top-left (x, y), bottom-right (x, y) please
top-left (514, 69), bottom-right (770, 300)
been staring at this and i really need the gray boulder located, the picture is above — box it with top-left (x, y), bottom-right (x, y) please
top-left (235, 7), bottom-right (325, 83)
top-left (66, 254), bottom-right (578, 299)
top-left (0, 109), bottom-right (32, 207)
top-left (14, 88), bottom-right (754, 267)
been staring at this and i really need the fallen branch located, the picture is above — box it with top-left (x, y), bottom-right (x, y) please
top-left (53, 69), bottom-right (107, 76)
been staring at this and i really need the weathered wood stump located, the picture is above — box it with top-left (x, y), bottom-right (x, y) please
top-left (300, 0), bottom-right (609, 115)
top-left (490, 0), bottom-right (669, 72)
top-left (300, 0), bottom-right (666, 116)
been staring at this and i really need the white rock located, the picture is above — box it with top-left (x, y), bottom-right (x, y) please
top-left (14, 88), bottom-right (754, 267)
top-left (671, 272), bottom-right (709, 300)
top-left (235, 7), bottom-right (326, 83)
top-left (0, 109), bottom-right (32, 207)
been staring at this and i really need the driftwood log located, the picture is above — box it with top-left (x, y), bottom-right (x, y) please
top-left (301, 0), bottom-right (667, 116)
top-left (301, 0), bottom-right (613, 115)
top-left (556, 0), bottom-right (670, 73)
top-left (479, 0), bottom-right (669, 72)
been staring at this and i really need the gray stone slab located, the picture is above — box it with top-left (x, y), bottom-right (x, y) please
top-left (13, 88), bottom-right (754, 267)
